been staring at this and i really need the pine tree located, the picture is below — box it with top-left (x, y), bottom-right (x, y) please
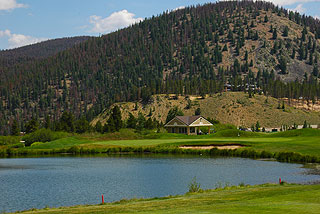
top-left (127, 113), bottom-right (137, 129)
top-left (282, 26), bottom-right (289, 37)
top-left (251, 124), bottom-right (255, 132)
top-left (255, 121), bottom-right (260, 132)
top-left (111, 106), bottom-right (122, 131)
top-left (195, 108), bottom-right (201, 116)
top-left (11, 120), bottom-right (20, 136)
top-left (107, 116), bottom-right (116, 133)
top-left (309, 52), bottom-right (313, 65)
top-left (59, 112), bottom-right (75, 132)
top-left (222, 44), bottom-right (228, 51)
top-left (313, 66), bottom-right (319, 77)
top-left (145, 118), bottom-right (154, 129)
top-left (253, 31), bottom-right (259, 40)
top-left (279, 56), bottom-right (287, 74)
top-left (269, 24), bottom-right (273, 33)
top-left (272, 28), bottom-right (278, 40)
top-left (301, 27), bottom-right (307, 42)
top-left (44, 115), bottom-right (51, 130)
top-left (136, 112), bottom-right (146, 131)
top-left (186, 99), bottom-right (192, 109)
top-left (75, 117), bottom-right (90, 134)
top-left (291, 48), bottom-right (296, 59)
top-left (249, 59), bottom-right (253, 67)
top-left (95, 121), bottom-right (103, 133)
top-left (166, 106), bottom-right (184, 123)
top-left (25, 118), bottom-right (39, 134)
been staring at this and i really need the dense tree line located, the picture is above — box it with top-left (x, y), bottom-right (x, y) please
top-left (13, 106), bottom-right (163, 140)
top-left (0, 1), bottom-right (320, 134)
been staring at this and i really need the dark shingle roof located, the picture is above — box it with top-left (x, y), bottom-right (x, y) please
top-left (176, 116), bottom-right (201, 125)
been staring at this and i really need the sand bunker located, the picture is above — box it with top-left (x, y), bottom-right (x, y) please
top-left (179, 144), bottom-right (244, 150)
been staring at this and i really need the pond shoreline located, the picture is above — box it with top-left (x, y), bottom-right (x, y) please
top-left (8, 183), bottom-right (320, 214)
top-left (1, 145), bottom-right (320, 165)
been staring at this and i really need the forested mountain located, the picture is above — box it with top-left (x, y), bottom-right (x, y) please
top-left (0, 36), bottom-right (91, 66)
top-left (1, 1), bottom-right (320, 134)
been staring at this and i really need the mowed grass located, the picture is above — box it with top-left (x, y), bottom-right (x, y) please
top-left (28, 129), bottom-right (320, 157)
top-left (17, 184), bottom-right (320, 214)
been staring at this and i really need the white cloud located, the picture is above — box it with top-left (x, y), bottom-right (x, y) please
top-left (0, 29), bottom-right (47, 49)
top-left (89, 10), bottom-right (143, 34)
top-left (0, 29), bottom-right (10, 37)
top-left (315, 15), bottom-right (320, 20)
top-left (173, 6), bottom-right (185, 11)
top-left (290, 4), bottom-right (306, 13)
top-left (0, 0), bottom-right (26, 11)
top-left (265, 0), bottom-right (320, 6)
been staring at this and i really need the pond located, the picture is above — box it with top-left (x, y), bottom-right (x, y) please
top-left (0, 155), bottom-right (319, 213)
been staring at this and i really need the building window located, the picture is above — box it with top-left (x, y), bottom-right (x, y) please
top-left (179, 127), bottom-right (187, 133)
top-left (190, 127), bottom-right (195, 133)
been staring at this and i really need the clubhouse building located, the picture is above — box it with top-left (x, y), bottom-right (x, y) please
top-left (164, 115), bottom-right (213, 135)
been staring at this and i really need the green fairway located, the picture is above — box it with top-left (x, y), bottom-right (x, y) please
top-left (16, 184), bottom-right (320, 214)
top-left (26, 129), bottom-right (320, 158)
top-left (28, 136), bottom-right (91, 149)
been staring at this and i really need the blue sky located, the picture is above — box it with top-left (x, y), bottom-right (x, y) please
top-left (0, 0), bottom-right (319, 50)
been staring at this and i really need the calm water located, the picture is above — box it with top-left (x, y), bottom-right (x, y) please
top-left (0, 155), bottom-right (319, 213)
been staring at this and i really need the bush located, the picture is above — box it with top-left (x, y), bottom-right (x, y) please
top-left (200, 127), bottom-right (209, 134)
top-left (22, 129), bottom-right (68, 146)
top-left (188, 177), bottom-right (202, 193)
top-left (0, 136), bottom-right (20, 145)
top-left (212, 123), bottom-right (237, 133)
top-left (30, 142), bottom-right (44, 147)
top-left (9, 143), bottom-right (25, 148)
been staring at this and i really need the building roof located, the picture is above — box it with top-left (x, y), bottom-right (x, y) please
top-left (175, 115), bottom-right (202, 126)
top-left (164, 115), bottom-right (213, 127)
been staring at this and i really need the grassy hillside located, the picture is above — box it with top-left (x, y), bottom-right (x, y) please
top-left (92, 92), bottom-right (320, 127)
top-left (16, 184), bottom-right (320, 214)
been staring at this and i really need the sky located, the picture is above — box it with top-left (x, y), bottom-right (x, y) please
top-left (0, 0), bottom-right (320, 50)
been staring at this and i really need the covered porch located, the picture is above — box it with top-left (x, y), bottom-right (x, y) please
top-left (167, 126), bottom-right (211, 135)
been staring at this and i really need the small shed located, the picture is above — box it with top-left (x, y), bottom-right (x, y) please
top-left (164, 116), bottom-right (213, 135)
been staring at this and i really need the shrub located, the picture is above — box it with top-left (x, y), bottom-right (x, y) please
top-left (22, 129), bottom-right (68, 146)
top-left (188, 177), bottom-right (202, 193)
top-left (0, 136), bottom-right (20, 145)
top-left (9, 143), bottom-right (25, 148)
top-left (280, 180), bottom-right (287, 185)
top-left (30, 142), bottom-right (44, 147)
top-left (238, 182), bottom-right (245, 187)
top-left (68, 146), bottom-right (80, 154)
